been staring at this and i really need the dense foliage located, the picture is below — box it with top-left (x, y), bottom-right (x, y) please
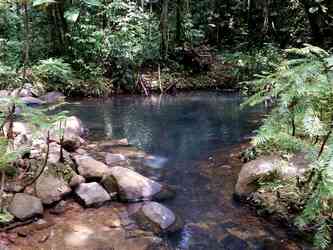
top-left (0, 0), bottom-right (332, 95)
top-left (244, 45), bottom-right (333, 248)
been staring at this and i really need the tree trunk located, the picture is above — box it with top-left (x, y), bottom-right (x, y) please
top-left (160, 0), bottom-right (169, 59)
top-left (301, 0), bottom-right (324, 45)
top-left (22, 0), bottom-right (30, 80)
top-left (176, 0), bottom-right (182, 44)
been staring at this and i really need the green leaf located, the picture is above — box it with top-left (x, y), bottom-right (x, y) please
top-left (82, 0), bottom-right (102, 7)
top-left (64, 8), bottom-right (80, 22)
top-left (325, 56), bottom-right (333, 69)
top-left (32, 0), bottom-right (56, 7)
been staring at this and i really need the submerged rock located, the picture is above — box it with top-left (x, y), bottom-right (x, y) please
top-left (132, 202), bottom-right (183, 234)
top-left (35, 173), bottom-right (71, 205)
top-left (75, 182), bottom-right (110, 207)
top-left (220, 234), bottom-right (250, 250)
top-left (8, 193), bottom-right (43, 220)
top-left (105, 166), bottom-right (175, 202)
top-left (73, 154), bottom-right (111, 179)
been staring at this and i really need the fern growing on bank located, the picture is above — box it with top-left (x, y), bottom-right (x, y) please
top-left (244, 44), bottom-right (333, 248)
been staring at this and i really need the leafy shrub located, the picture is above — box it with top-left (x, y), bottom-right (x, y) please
top-left (32, 58), bottom-right (73, 92)
top-left (222, 44), bottom-right (283, 93)
top-left (244, 44), bottom-right (333, 248)
top-left (0, 62), bottom-right (19, 89)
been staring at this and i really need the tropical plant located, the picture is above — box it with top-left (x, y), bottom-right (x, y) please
top-left (243, 44), bottom-right (333, 248)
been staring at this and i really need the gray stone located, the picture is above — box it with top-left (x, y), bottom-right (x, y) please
top-left (50, 116), bottom-right (85, 139)
top-left (69, 175), bottom-right (85, 188)
top-left (73, 154), bottom-right (111, 179)
top-left (142, 202), bottom-right (175, 230)
top-left (107, 167), bottom-right (175, 202)
top-left (235, 154), bottom-right (309, 197)
top-left (105, 153), bottom-right (127, 165)
top-left (8, 193), bottom-right (43, 220)
top-left (235, 156), bottom-right (281, 197)
top-left (35, 173), bottom-right (72, 205)
top-left (133, 202), bottom-right (183, 234)
top-left (75, 182), bottom-right (110, 207)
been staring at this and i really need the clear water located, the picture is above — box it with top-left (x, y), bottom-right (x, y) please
top-left (62, 92), bottom-right (304, 250)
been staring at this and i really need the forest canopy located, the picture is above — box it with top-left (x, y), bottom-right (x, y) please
top-left (0, 0), bottom-right (332, 96)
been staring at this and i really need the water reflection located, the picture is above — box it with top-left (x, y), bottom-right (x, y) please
top-left (65, 92), bottom-right (263, 161)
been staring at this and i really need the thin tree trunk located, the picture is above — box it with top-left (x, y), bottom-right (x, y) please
top-left (176, 0), bottom-right (182, 44)
top-left (160, 0), bottom-right (169, 59)
top-left (22, 1), bottom-right (30, 80)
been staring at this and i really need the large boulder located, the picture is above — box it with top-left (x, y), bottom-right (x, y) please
top-left (35, 172), bottom-right (72, 205)
top-left (132, 202), bottom-right (183, 234)
top-left (49, 116), bottom-right (86, 151)
top-left (40, 91), bottom-right (65, 104)
top-left (8, 193), bottom-right (43, 220)
top-left (73, 154), bottom-right (111, 179)
top-left (103, 167), bottom-right (175, 202)
top-left (235, 155), bottom-right (309, 198)
top-left (75, 182), bottom-right (110, 207)
top-left (51, 116), bottom-right (85, 138)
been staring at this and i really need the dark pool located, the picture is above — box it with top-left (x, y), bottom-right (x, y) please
top-left (62, 92), bottom-right (306, 250)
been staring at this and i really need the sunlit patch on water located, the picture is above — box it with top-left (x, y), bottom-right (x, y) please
top-left (143, 155), bottom-right (168, 169)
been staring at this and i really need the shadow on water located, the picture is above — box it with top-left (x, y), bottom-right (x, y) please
top-left (62, 91), bottom-right (309, 250)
